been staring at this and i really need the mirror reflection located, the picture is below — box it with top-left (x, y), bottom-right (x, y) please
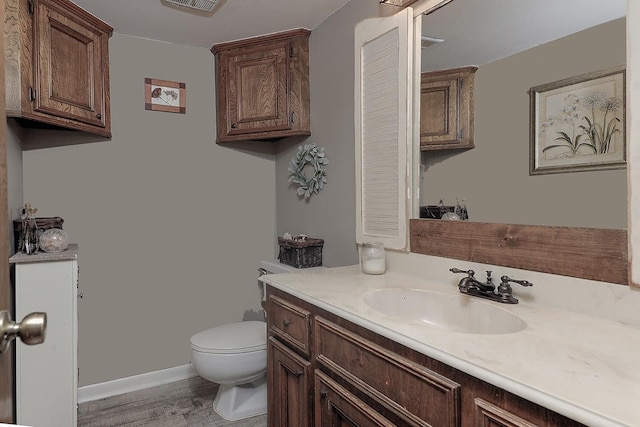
top-left (418, 0), bottom-right (626, 228)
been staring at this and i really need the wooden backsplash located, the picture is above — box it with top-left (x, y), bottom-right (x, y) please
top-left (410, 219), bottom-right (628, 285)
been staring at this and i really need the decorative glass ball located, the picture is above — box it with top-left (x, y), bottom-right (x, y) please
top-left (441, 212), bottom-right (461, 221)
top-left (39, 229), bottom-right (69, 253)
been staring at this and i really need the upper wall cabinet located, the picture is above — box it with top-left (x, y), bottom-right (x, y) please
top-left (5, 0), bottom-right (113, 138)
top-left (211, 29), bottom-right (311, 143)
top-left (420, 66), bottom-right (476, 150)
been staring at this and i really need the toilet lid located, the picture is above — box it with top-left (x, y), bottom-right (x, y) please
top-left (190, 321), bottom-right (266, 354)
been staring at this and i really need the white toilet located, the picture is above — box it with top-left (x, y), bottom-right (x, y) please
top-left (190, 320), bottom-right (267, 421)
top-left (190, 260), bottom-right (313, 421)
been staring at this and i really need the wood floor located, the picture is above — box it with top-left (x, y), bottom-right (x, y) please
top-left (78, 376), bottom-right (267, 427)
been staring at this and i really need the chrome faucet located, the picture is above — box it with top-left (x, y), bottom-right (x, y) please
top-left (450, 268), bottom-right (532, 304)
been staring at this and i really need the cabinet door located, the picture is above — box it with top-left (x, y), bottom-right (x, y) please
top-left (315, 370), bottom-right (396, 427)
top-left (419, 77), bottom-right (459, 146)
top-left (268, 337), bottom-right (313, 427)
top-left (474, 398), bottom-right (539, 427)
top-left (34, 0), bottom-right (108, 128)
top-left (224, 42), bottom-right (290, 136)
top-left (354, 8), bottom-right (414, 251)
top-left (15, 259), bottom-right (78, 427)
top-left (419, 67), bottom-right (476, 150)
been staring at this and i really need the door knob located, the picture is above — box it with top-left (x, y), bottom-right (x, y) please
top-left (0, 310), bottom-right (47, 354)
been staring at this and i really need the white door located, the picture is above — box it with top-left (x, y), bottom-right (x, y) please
top-left (0, 1), bottom-right (14, 421)
top-left (0, 7), bottom-right (47, 425)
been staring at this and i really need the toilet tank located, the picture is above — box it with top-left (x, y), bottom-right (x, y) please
top-left (259, 259), bottom-right (299, 275)
top-left (257, 260), bottom-right (325, 305)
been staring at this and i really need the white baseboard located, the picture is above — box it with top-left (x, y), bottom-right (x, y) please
top-left (78, 364), bottom-right (199, 404)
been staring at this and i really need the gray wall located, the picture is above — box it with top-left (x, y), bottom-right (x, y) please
top-left (14, 0), bottom-right (397, 386)
top-left (21, 34), bottom-right (276, 386)
top-left (275, 1), bottom-right (392, 267)
top-left (422, 18), bottom-right (626, 229)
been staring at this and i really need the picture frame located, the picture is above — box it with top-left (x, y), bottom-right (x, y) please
top-left (144, 78), bottom-right (186, 114)
top-left (529, 65), bottom-right (625, 175)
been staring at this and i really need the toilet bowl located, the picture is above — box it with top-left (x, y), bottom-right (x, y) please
top-left (190, 320), bottom-right (267, 421)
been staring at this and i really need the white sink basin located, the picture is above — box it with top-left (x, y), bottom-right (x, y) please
top-left (363, 288), bottom-right (527, 334)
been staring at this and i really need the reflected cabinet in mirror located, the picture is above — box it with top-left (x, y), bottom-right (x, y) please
top-left (410, 0), bottom-right (629, 285)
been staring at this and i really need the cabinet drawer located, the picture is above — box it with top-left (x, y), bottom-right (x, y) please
top-left (315, 317), bottom-right (461, 427)
top-left (268, 294), bottom-right (312, 356)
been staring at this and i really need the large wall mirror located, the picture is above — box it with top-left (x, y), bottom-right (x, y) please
top-left (409, 0), bottom-right (630, 285)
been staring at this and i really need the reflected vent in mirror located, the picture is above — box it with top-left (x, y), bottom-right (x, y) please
top-left (164, 0), bottom-right (218, 12)
top-left (421, 35), bottom-right (444, 49)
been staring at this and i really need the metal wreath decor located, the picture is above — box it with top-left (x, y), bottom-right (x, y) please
top-left (287, 143), bottom-right (329, 199)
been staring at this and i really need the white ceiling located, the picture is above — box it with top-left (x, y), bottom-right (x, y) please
top-left (70, 0), bottom-right (353, 48)
top-left (421, 0), bottom-right (626, 71)
top-left (69, 0), bottom-right (626, 67)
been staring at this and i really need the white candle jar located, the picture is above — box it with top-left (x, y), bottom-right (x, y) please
top-left (361, 242), bottom-right (386, 274)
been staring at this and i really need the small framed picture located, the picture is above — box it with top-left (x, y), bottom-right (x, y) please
top-left (529, 65), bottom-right (625, 175)
top-left (144, 78), bottom-right (186, 114)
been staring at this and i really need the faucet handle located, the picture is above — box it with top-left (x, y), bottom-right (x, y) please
top-left (450, 268), bottom-right (475, 277)
top-left (500, 276), bottom-right (533, 287)
top-left (495, 276), bottom-right (531, 304)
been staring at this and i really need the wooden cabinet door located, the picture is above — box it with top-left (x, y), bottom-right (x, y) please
top-left (268, 337), bottom-right (313, 427)
top-left (420, 66), bottom-right (476, 150)
top-left (224, 41), bottom-right (290, 136)
top-left (474, 398), bottom-right (539, 427)
top-left (315, 370), bottom-right (396, 427)
top-left (33, 0), bottom-right (108, 128)
top-left (420, 77), bottom-right (459, 145)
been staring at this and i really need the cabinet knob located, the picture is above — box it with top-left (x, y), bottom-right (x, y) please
top-left (320, 390), bottom-right (327, 399)
top-left (231, 123), bottom-right (237, 129)
top-left (96, 113), bottom-right (102, 120)
top-left (283, 319), bottom-right (290, 327)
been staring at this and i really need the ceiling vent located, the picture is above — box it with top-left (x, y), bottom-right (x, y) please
top-left (165, 0), bottom-right (218, 12)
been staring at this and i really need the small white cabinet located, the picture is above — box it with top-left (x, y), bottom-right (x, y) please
top-left (9, 244), bottom-right (79, 427)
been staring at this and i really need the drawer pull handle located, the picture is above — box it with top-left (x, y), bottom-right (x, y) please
top-left (283, 319), bottom-right (290, 327)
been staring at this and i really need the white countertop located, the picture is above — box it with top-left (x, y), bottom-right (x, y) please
top-left (263, 265), bottom-right (640, 427)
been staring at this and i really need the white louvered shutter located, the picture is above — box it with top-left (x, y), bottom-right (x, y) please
top-left (355, 8), bottom-right (414, 251)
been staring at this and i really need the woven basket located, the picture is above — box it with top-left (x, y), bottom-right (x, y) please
top-left (278, 237), bottom-right (324, 268)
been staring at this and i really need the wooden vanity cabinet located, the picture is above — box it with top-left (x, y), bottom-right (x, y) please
top-left (266, 286), bottom-right (586, 427)
top-left (5, 0), bottom-right (113, 137)
top-left (211, 29), bottom-right (310, 143)
top-left (420, 66), bottom-right (477, 150)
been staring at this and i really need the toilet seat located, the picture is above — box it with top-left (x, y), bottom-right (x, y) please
top-left (190, 321), bottom-right (266, 354)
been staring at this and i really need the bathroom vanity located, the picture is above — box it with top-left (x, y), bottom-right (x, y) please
top-left (264, 264), bottom-right (639, 427)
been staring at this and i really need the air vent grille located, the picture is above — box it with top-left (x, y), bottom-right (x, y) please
top-left (165, 0), bottom-right (218, 12)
